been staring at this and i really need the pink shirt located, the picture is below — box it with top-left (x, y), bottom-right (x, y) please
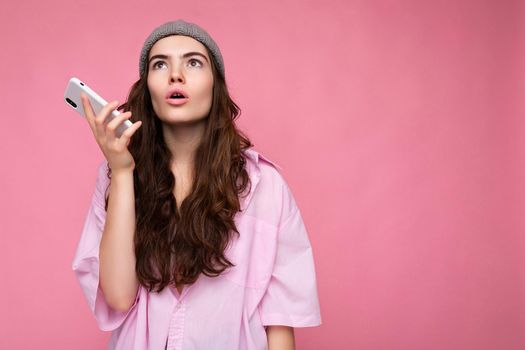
top-left (72, 148), bottom-right (322, 350)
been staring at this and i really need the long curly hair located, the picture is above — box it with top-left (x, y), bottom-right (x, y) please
top-left (103, 45), bottom-right (253, 293)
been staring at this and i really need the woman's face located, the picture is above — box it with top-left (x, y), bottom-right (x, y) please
top-left (147, 35), bottom-right (214, 125)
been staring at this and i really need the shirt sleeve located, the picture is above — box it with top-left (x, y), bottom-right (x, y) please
top-left (71, 161), bottom-right (140, 331)
top-left (257, 178), bottom-right (322, 328)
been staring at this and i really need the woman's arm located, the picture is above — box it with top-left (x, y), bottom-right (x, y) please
top-left (266, 326), bottom-right (295, 350)
top-left (99, 169), bottom-right (140, 312)
top-left (80, 94), bottom-right (142, 313)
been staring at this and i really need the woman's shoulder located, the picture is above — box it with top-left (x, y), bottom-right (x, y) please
top-left (242, 148), bottom-right (288, 192)
top-left (242, 148), bottom-right (282, 178)
top-left (241, 148), bottom-right (297, 224)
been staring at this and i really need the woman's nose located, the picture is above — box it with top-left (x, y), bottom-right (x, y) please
top-left (170, 66), bottom-right (185, 83)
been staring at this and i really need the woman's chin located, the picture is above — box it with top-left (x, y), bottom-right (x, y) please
top-left (160, 115), bottom-right (208, 127)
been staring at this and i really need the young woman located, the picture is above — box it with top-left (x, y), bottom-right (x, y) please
top-left (72, 19), bottom-right (321, 350)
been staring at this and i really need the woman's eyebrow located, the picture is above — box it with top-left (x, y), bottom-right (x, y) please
top-left (149, 52), bottom-right (209, 64)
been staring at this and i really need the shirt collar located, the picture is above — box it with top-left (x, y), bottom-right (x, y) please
top-left (239, 148), bottom-right (282, 212)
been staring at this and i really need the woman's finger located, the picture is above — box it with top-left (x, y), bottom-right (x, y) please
top-left (94, 100), bottom-right (120, 136)
top-left (106, 111), bottom-right (131, 132)
top-left (117, 121), bottom-right (143, 147)
top-left (80, 93), bottom-right (96, 132)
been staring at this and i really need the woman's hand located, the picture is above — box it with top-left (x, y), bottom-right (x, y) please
top-left (81, 93), bottom-right (142, 174)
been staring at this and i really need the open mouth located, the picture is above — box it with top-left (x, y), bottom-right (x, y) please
top-left (170, 93), bottom-right (186, 99)
top-left (166, 96), bottom-right (189, 105)
top-left (165, 88), bottom-right (189, 105)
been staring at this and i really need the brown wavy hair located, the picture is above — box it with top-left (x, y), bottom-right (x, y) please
top-left (103, 45), bottom-right (253, 293)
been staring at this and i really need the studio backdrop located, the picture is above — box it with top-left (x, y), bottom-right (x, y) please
top-left (1, 0), bottom-right (523, 349)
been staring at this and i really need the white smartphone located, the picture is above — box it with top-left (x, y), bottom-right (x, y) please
top-left (64, 77), bottom-right (132, 138)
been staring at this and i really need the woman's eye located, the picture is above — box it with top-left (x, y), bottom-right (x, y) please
top-left (188, 59), bottom-right (203, 68)
top-left (152, 61), bottom-right (166, 69)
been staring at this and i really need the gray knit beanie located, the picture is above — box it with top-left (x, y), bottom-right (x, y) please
top-left (139, 19), bottom-right (225, 78)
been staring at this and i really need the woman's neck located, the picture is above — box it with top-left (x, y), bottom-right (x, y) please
top-left (162, 120), bottom-right (206, 168)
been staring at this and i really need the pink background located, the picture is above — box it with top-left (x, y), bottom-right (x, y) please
top-left (1, 0), bottom-right (524, 349)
